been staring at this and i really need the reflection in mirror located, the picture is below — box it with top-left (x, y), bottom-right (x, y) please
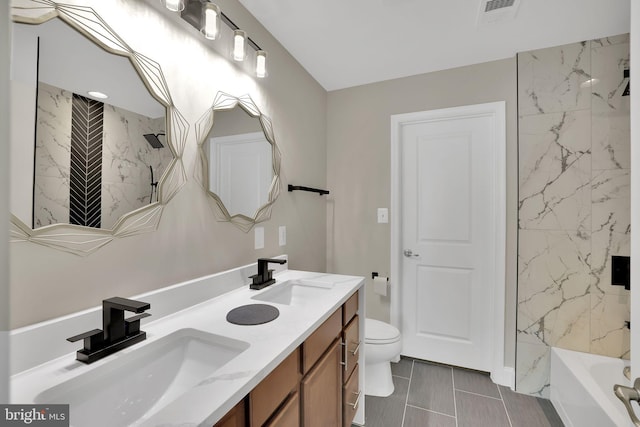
top-left (204, 107), bottom-right (273, 219)
top-left (11, 18), bottom-right (172, 230)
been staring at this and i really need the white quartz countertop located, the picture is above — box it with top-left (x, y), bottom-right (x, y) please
top-left (11, 270), bottom-right (364, 426)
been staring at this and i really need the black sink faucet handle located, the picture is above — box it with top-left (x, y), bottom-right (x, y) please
top-left (67, 329), bottom-right (103, 352)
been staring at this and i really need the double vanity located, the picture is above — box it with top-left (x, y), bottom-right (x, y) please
top-left (10, 261), bottom-right (365, 426)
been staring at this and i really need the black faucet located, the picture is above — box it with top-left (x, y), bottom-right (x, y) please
top-left (250, 258), bottom-right (287, 290)
top-left (67, 297), bottom-right (151, 364)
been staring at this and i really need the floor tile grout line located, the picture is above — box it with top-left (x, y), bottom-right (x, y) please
top-left (400, 359), bottom-right (414, 427)
top-left (497, 383), bottom-right (514, 427)
top-left (455, 388), bottom-right (505, 401)
top-left (405, 404), bottom-right (457, 419)
top-left (393, 374), bottom-right (411, 380)
top-left (451, 366), bottom-right (458, 427)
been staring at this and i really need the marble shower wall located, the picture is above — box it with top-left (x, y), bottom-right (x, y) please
top-left (516, 35), bottom-right (630, 396)
top-left (34, 83), bottom-right (72, 228)
top-left (34, 82), bottom-right (169, 229)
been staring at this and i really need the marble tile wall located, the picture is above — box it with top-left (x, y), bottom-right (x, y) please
top-left (516, 35), bottom-right (630, 396)
top-left (34, 83), bottom-right (72, 228)
top-left (102, 106), bottom-right (169, 229)
top-left (33, 83), bottom-right (170, 230)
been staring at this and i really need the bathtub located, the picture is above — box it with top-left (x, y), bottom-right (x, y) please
top-left (550, 347), bottom-right (633, 427)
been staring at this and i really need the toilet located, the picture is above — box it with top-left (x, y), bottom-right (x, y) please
top-left (364, 318), bottom-right (402, 397)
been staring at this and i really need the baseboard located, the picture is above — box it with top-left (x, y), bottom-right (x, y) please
top-left (491, 366), bottom-right (515, 389)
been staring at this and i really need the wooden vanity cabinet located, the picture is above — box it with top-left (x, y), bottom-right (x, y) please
top-left (217, 289), bottom-right (362, 427)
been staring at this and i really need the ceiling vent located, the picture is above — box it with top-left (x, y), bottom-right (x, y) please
top-left (477, 0), bottom-right (521, 26)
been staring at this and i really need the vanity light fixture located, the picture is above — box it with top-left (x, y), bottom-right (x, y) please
top-left (201, 1), bottom-right (220, 40)
top-left (232, 29), bottom-right (247, 61)
top-left (87, 90), bottom-right (108, 99)
top-left (176, 0), bottom-right (269, 78)
top-left (163, 0), bottom-right (185, 12)
top-left (256, 50), bottom-right (267, 78)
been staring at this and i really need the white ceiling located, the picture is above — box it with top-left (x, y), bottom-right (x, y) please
top-left (238, 0), bottom-right (631, 91)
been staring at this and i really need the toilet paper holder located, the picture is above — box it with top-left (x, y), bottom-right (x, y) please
top-left (371, 272), bottom-right (389, 281)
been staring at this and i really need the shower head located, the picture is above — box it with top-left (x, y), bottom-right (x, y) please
top-left (143, 133), bottom-right (165, 149)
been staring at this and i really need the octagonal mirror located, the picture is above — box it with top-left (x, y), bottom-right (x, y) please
top-left (196, 93), bottom-right (281, 232)
top-left (10, 1), bottom-right (188, 255)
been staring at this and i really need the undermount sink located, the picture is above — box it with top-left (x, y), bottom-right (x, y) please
top-left (35, 328), bottom-right (249, 427)
top-left (251, 279), bottom-right (332, 306)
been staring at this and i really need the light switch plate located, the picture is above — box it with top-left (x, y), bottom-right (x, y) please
top-left (254, 227), bottom-right (264, 249)
top-left (279, 226), bottom-right (286, 246)
top-left (377, 208), bottom-right (389, 223)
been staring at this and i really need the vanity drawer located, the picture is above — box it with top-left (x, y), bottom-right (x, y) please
top-left (342, 315), bottom-right (360, 382)
top-left (342, 291), bottom-right (359, 325)
top-left (302, 309), bottom-right (342, 374)
top-left (250, 348), bottom-right (300, 426)
top-left (343, 364), bottom-right (361, 427)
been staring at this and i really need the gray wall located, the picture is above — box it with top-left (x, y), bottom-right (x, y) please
top-left (1, 0), bottom-right (10, 404)
top-left (326, 58), bottom-right (519, 368)
top-left (10, 0), bottom-right (328, 327)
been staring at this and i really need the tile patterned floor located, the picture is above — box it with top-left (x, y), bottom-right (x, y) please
top-left (361, 357), bottom-right (564, 427)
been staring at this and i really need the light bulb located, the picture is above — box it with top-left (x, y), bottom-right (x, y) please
top-left (201, 3), bottom-right (220, 40)
top-left (164, 0), bottom-right (184, 12)
top-left (256, 51), bottom-right (267, 78)
top-left (233, 30), bottom-right (247, 62)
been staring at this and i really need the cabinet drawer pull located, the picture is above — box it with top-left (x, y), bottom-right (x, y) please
top-left (349, 390), bottom-right (362, 410)
top-left (350, 341), bottom-right (361, 356)
top-left (341, 340), bottom-right (348, 371)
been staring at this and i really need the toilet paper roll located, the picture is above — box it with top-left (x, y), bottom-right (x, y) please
top-left (373, 276), bottom-right (388, 296)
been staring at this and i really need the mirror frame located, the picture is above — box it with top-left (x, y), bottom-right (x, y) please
top-left (195, 92), bottom-right (281, 233)
top-left (10, 0), bottom-right (188, 255)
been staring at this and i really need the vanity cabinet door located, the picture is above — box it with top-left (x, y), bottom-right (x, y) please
top-left (213, 399), bottom-right (245, 427)
top-left (301, 340), bottom-right (342, 427)
top-left (250, 348), bottom-right (300, 426)
top-left (265, 391), bottom-right (299, 427)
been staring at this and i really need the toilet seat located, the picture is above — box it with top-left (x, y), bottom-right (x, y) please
top-left (365, 318), bottom-right (401, 345)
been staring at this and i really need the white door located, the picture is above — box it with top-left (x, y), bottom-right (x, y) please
top-left (392, 102), bottom-right (505, 373)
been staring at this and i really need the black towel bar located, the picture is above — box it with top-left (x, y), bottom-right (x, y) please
top-left (288, 184), bottom-right (329, 195)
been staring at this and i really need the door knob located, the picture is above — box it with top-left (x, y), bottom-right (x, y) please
top-left (403, 249), bottom-right (419, 258)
